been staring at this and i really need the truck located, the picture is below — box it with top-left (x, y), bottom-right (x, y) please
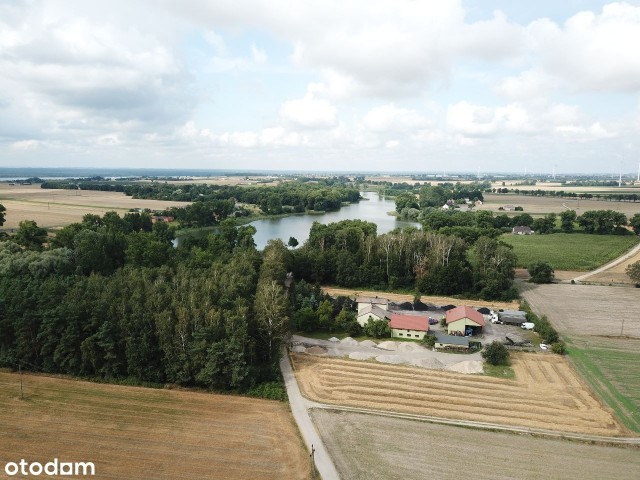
top-left (521, 322), bottom-right (535, 330)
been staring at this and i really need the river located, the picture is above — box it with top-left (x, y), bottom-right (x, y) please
top-left (249, 191), bottom-right (419, 249)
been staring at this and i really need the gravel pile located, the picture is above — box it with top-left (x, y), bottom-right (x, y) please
top-left (359, 340), bottom-right (378, 348)
top-left (375, 355), bottom-right (406, 365)
top-left (340, 337), bottom-right (359, 346)
top-left (291, 344), bottom-right (306, 353)
top-left (398, 342), bottom-right (426, 352)
top-left (446, 360), bottom-right (483, 374)
top-left (410, 357), bottom-right (445, 370)
top-left (305, 345), bottom-right (328, 355)
top-left (349, 352), bottom-right (377, 361)
top-left (328, 337), bottom-right (340, 342)
top-left (376, 341), bottom-right (398, 351)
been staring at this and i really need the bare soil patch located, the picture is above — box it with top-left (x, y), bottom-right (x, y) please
top-left (312, 410), bottom-right (640, 480)
top-left (322, 286), bottom-right (519, 310)
top-left (292, 353), bottom-right (625, 436)
top-left (0, 184), bottom-right (190, 229)
top-left (0, 372), bottom-right (310, 480)
top-left (520, 283), bottom-right (640, 338)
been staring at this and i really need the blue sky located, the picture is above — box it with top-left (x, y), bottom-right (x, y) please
top-left (1, 0), bottom-right (640, 174)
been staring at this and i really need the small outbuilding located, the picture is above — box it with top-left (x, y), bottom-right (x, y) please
top-left (433, 332), bottom-right (469, 351)
top-left (512, 226), bottom-right (533, 235)
top-left (445, 306), bottom-right (485, 335)
top-left (356, 296), bottom-right (389, 315)
top-left (388, 314), bottom-right (429, 340)
top-left (356, 304), bottom-right (390, 327)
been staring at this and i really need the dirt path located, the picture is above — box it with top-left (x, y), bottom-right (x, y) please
top-left (573, 241), bottom-right (640, 283)
top-left (280, 353), bottom-right (339, 480)
top-left (322, 286), bottom-right (520, 310)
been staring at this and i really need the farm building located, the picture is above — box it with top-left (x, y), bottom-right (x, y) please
top-left (356, 305), bottom-right (390, 327)
top-left (356, 296), bottom-right (389, 315)
top-left (445, 306), bottom-right (485, 335)
top-left (388, 314), bottom-right (429, 340)
top-left (512, 226), bottom-right (533, 235)
top-left (505, 333), bottom-right (531, 346)
top-left (433, 332), bottom-right (469, 351)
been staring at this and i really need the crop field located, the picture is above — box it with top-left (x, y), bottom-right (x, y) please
top-left (292, 353), bottom-right (625, 436)
top-left (480, 193), bottom-right (640, 216)
top-left (312, 410), bottom-right (640, 480)
top-left (501, 233), bottom-right (639, 271)
top-left (0, 184), bottom-right (190, 230)
top-left (0, 372), bottom-right (310, 480)
top-left (521, 283), bottom-right (640, 432)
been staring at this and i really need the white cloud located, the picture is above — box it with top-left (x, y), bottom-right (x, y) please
top-left (363, 104), bottom-right (429, 132)
top-left (279, 94), bottom-right (337, 129)
top-left (11, 139), bottom-right (41, 150)
top-left (250, 43), bottom-right (267, 63)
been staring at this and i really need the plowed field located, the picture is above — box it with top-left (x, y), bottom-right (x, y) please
top-left (292, 353), bottom-right (625, 436)
top-left (0, 372), bottom-right (310, 480)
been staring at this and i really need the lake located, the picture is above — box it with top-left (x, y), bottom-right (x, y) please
top-left (249, 191), bottom-right (419, 249)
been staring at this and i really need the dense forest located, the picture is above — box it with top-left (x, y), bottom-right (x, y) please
top-left (0, 208), bottom-right (293, 393)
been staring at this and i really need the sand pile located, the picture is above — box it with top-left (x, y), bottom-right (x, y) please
top-left (349, 352), bottom-right (377, 361)
top-left (291, 344), bottom-right (306, 353)
top-left (375, 355), bottom-right (406, 365)
top-left (340, 337), bottom-right (359, 346)
top-left (376, 341), bottom-right (398, 351)
top-left (410, 357), bottom-right (445, 370)
top-left (446, 360), bottom-right (483, 374)
top-left (359, 340), bottom-right (377, 348)
top-left (305, 346), bottom-right (328, 355)
top-left (328, 337), bottom-right (340, 342)
top-left (398, 342), bottom-right (426, 352)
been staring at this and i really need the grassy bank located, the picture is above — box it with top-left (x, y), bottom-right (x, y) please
top-left (501, 233), bottom-right (639, 270)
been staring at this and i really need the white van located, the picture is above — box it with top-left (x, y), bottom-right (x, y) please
top-left (521, 322), bottom-right (535, 330)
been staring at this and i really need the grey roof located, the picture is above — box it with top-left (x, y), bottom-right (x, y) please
top-left (356, 296), bottom-right (389, 305)
top-left (434, 332), bottom-right (469, 346)
top-left (512, 226), bottom-right (533, 234)
top-left (500, 310), bottom-right (527, 317)
top-left (358, 304), bottom-right (390, 320)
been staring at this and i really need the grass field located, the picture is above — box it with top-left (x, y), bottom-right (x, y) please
top-left (312, 410), bottom-right (640, 480)
top-left (292, 353), bottom-right (625, 436)
top-left (501, 233), bottom-right (639, 270)
top-left (0, 371), bottom-right (310, 479)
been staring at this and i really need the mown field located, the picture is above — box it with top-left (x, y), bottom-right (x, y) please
top-left (312, 410), bottom-right (640, 480)
top-left (292, 353), bottom-right (625, 436)
top-left (0, 372), bottom-right (310, 480)
top-left (521, 283), bottom-right (640, 433)
top-left (501, 233), bottom-right (639, 270)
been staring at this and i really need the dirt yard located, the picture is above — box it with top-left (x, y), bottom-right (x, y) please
top-left (322, 287), bottom-right (520, 310)
top-left (0, 372), bottom-right (310, 480)
top-left (312, 410), bottom-right (640, 480)
top-left (0, 184), bottom-right (191, 230)
top-left (292, 353), bottom-right (625, 436)
top-left (520, 283), bottom-right (640, 338)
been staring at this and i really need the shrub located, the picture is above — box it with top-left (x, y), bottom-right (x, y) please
top-left (246, 382), bottom-right (287, 401)
top-left (363, 318), bottom-right (391, 338)
top-left (551, 341), bottom-right (566, 355)
top-left (422, 334), bottom-right (436, 348)
top-left (482, 341), bottom-right (510, 366)
top-left (528, 261), bottom-right (555, 284)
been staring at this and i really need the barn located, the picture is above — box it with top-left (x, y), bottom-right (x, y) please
top-left (445, 306), bottom-right (485, 335)
top-left (388, 314), bottom-right (429, 340)
top-left (433, 332), bottom-right (469, 351)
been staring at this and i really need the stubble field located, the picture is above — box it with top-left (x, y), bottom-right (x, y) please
top-left (0, 372), bottom-right (310, 480)
top-left (481, 193), bottom-right (640, 216)
top-left (312, 410), bottom-right (640, 480)
top-left (0, 185), bottom-right (191, 230)
top-left (292, 353), bottom-right (625, 436)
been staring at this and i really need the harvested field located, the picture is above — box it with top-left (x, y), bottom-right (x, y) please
top-left (322, 287), bottom-right (519, 310)
top-left (480, 193), bottom-right (640, 215)
top-left (521, 283), bottom-right (640, 338)
top-left (312, 410), bottom-right (640, 480)
top-left (0, 372), bottom-right (310, 480)
top-left (292, 353), bottom-right (625, 436)
top-left (0, 184), bottom-right (190, 230)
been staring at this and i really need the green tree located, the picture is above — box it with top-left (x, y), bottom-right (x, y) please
top-left (559, 210), bottom-right (577, 233)
top-left (287, 236), bottom-right (299, 248)
top-left (629, 213), bottom-right (640, 235)
top-left (254, 280), bottom-right (290, 369)
top-left (528, 261), bottom-right (555, 284)
top-left (532, 213), bottom-right (556, 234)
top-left (14, 220), bottom-right (48, 250)
top-left (363, 318), bottom-right (390, 338)
top-left (0, 203), bottom-right (5, 226)
top-left (481, 341), bottom-right (509, 366)
top-left (626, 261), bottom-right (640, 284)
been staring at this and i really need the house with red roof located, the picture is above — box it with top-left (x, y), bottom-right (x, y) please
top-left (388, 313), bottom-right (429, 340)
top-left (445, 306), bottom-right (485, 336)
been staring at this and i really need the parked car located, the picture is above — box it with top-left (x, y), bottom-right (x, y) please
top-left (521, 322), bottom-right (535, 330)
top-left (428, 317), bottom-right (438, 325)
top-left (540, 343), bottom-right (549, 350)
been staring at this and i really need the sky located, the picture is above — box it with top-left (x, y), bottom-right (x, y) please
top-left (1, 0), bottom-right (640, 174)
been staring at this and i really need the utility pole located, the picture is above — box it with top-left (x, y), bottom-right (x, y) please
top-left (19, 363), bottom-right (23, 400)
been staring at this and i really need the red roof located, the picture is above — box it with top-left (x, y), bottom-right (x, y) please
top-left (445, 306), bottom-right (485, 326)
top-left (388, 314), bottom-right (429, 332)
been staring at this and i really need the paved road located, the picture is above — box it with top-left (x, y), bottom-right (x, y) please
top-left (280, 353), bottom-right (340, 480)
top-left (572, 241), bottom-right (640, 282)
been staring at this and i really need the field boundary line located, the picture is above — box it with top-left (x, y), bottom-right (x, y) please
top-left (310, 405), bottom-right (640, 447)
